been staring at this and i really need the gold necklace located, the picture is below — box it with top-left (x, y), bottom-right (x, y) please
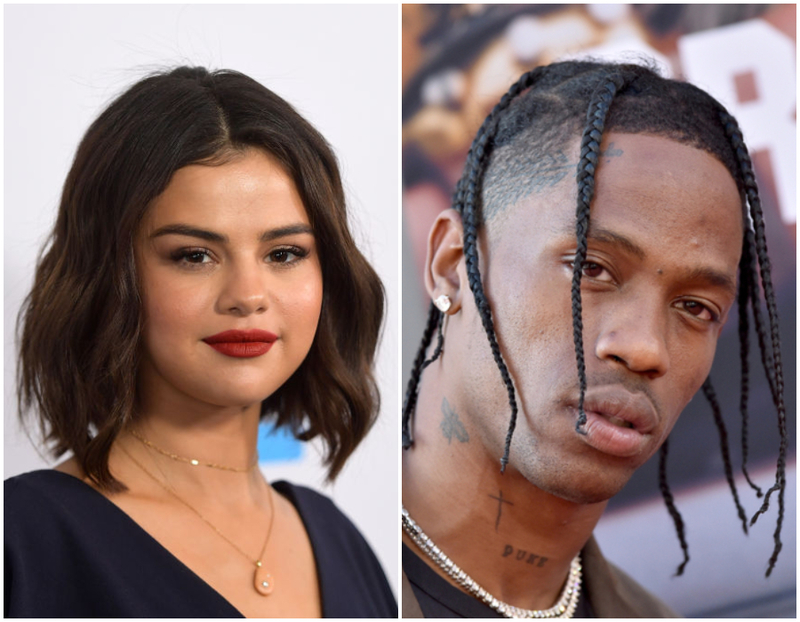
top-left (130, 428), bottom-right (258, 473)
top-left (119, 443), bottom-right (277, 596)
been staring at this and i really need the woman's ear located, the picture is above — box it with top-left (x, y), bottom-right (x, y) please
top-left (424, 208), bottom-right (464, 314)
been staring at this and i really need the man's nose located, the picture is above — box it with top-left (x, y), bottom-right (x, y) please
top-left (593, 297), bottom-right (669, 378)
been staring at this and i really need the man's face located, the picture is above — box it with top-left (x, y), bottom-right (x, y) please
top-left (456, 132), bottom-right (743, 504)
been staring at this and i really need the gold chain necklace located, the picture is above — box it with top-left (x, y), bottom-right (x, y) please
top-left (130, 428), bottom-right (258, 472)
top-left (119, 443), bottom-right (277, 596)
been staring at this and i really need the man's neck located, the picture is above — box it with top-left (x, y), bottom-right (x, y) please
top-left (402, 367), bottom-right (606, 611)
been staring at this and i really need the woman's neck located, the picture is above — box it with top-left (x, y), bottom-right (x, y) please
top-left (114, 401), bottom-right (266, 508)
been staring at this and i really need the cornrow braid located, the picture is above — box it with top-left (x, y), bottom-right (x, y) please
top-left (720, 112), bottom-right (787, 577)
top-left (571, 72), bottom-right (627, 433)
top-left (743, 226), bottom-right (781, 420)
top-left (402, 302), bottom-right (440, 448)
top-left (702, 377), bottom-right (748, 535)
top-left (736, 231), bottom-right (763, 498)
top-left (658, 438), bottom-right (689, 576)
top-left (403, 60), bottom-right (788, 577)
top-left (455, 66), bottom-right (547, 472)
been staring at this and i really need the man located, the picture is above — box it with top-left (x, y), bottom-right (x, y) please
top-left (401, 61), bottom-right (787, 618)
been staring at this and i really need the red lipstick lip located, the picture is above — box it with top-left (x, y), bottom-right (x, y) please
top-left (203, 329), bottom-right (277, 344)
top-left (202, 330), bottom-right (278, 359)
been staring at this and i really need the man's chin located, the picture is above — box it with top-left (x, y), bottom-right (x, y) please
top-left (518, 462), bottom-right (633, 506)
top-left (544, 483), bottom-right (624, 506)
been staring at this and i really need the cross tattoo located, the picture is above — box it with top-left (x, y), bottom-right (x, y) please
top-left (489, 490), bottom-right (514, 532)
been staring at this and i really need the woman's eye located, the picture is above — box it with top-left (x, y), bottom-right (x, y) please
top-left (267, 247), bottom-right (308, 265)
top-left (172, 249), bottom-right (212, 265)
top-left (680, 300), bottom-right (717, 322)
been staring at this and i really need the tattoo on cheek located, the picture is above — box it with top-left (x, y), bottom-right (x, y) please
top-left (440, 397), bottom-right (470, 443)
top-left (502, 544), bottom-right (549, 567)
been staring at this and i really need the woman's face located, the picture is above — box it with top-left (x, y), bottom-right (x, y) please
top-left (135, 149), bottom-right (323, 413)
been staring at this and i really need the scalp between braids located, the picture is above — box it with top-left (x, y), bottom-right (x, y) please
top-left (402, 60), bottom-right (787, 576)
top-left (18, 66), bottom-right (384, 490)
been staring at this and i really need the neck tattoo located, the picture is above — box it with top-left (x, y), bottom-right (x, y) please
top-left (402, 506), bottom-right (582, 618)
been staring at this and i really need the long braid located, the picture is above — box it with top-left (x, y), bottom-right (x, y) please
top-left (422, 313), bottom-right (446, 370)
top-left (736, 234), bottom-right (763, 497)
top-left (743, 225), bottom-right (779, 401)
top-left (402, 66), bottom-right (545, 462)
top-left (702, 377), bottom-right (749, 534)
top-left (402, 303), bottom-right (441, 448)
top-left (571, 73), bottom-right (627, 432)
top-left (658, 438), bottom-right (689, 576)
top-left (457, 67), bottom-right (546, 472)
top-left (721, 111), bottom-right (786, 576)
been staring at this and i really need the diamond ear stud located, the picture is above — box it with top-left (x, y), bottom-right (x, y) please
top-left (434, 294), bottom-right (452, 313)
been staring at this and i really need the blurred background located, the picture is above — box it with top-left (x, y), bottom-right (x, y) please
top-left (402, 4), bottom-right (795, 617)
top-left (5, 4), bottom-right (399, 596)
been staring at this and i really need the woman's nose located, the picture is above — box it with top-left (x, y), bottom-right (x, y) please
top-left (217, 262), bottom-right (268, 316)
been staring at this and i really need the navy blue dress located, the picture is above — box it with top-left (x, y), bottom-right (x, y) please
top-left (5, 470), bottom-right (396, 617)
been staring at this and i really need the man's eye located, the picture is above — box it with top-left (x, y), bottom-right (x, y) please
top-left (580, 261), bottom-right (613, 282)
top-left (582, 262), bottom-right (604, 278)
top-left (680, 300), bottom-right (717, 322)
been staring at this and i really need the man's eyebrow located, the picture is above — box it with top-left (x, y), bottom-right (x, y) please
top-left (681, 266), bottom-right (738, 298)
top-left (586, 226), bottom-right (646, 260)
top-left (583, 225), bottom-right (737, 296)
top-left (150, 223), bottom-right (313, 243)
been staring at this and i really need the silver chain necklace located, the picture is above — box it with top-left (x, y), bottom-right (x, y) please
top-left (402, 507), bottom-right (582, 618)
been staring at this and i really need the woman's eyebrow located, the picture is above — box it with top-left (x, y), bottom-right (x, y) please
top-left (150, 223), bottom-right (313, 243)
top-left (150, 224), bottom-right (225, 242)
top-left (260, 224), bottom-right (314, 242)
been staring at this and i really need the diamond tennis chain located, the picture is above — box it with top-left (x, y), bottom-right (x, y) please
top-left (402, 506), bottom-right (582, 618)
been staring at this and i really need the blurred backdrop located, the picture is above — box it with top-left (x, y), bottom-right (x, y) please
top-left (402, 4), bottom-right (795, 617)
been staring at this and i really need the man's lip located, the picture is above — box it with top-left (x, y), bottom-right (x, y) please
top-left (579, 386), bottom-right (658, 434)
top-left (202, 329), bottom-right (278, 344)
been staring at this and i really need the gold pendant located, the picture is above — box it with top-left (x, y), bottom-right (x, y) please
top-left (254, 562), bottom-right (274, 596)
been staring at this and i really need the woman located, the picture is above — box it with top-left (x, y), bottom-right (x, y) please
top-left (6, 67), bottom-right (396, 617)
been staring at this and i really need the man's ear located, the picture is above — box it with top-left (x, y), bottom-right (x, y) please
top-left (425, 208), bottom-right (464, 314)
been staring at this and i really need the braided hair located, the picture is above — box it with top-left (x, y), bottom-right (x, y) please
top-left (402, 61), bottom-right (787, 577)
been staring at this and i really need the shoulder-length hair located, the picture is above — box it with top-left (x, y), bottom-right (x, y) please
top-left (18, 67), bottom-right (384, 490)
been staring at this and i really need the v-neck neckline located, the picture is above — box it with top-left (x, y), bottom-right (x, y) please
top-left (42, 469), bottom-right (323, 618)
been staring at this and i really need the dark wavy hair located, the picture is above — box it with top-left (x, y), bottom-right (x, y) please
top-left (403, 61), bottom-right (786, 576)
top-left (18, 66), bottom-right (384, 490)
